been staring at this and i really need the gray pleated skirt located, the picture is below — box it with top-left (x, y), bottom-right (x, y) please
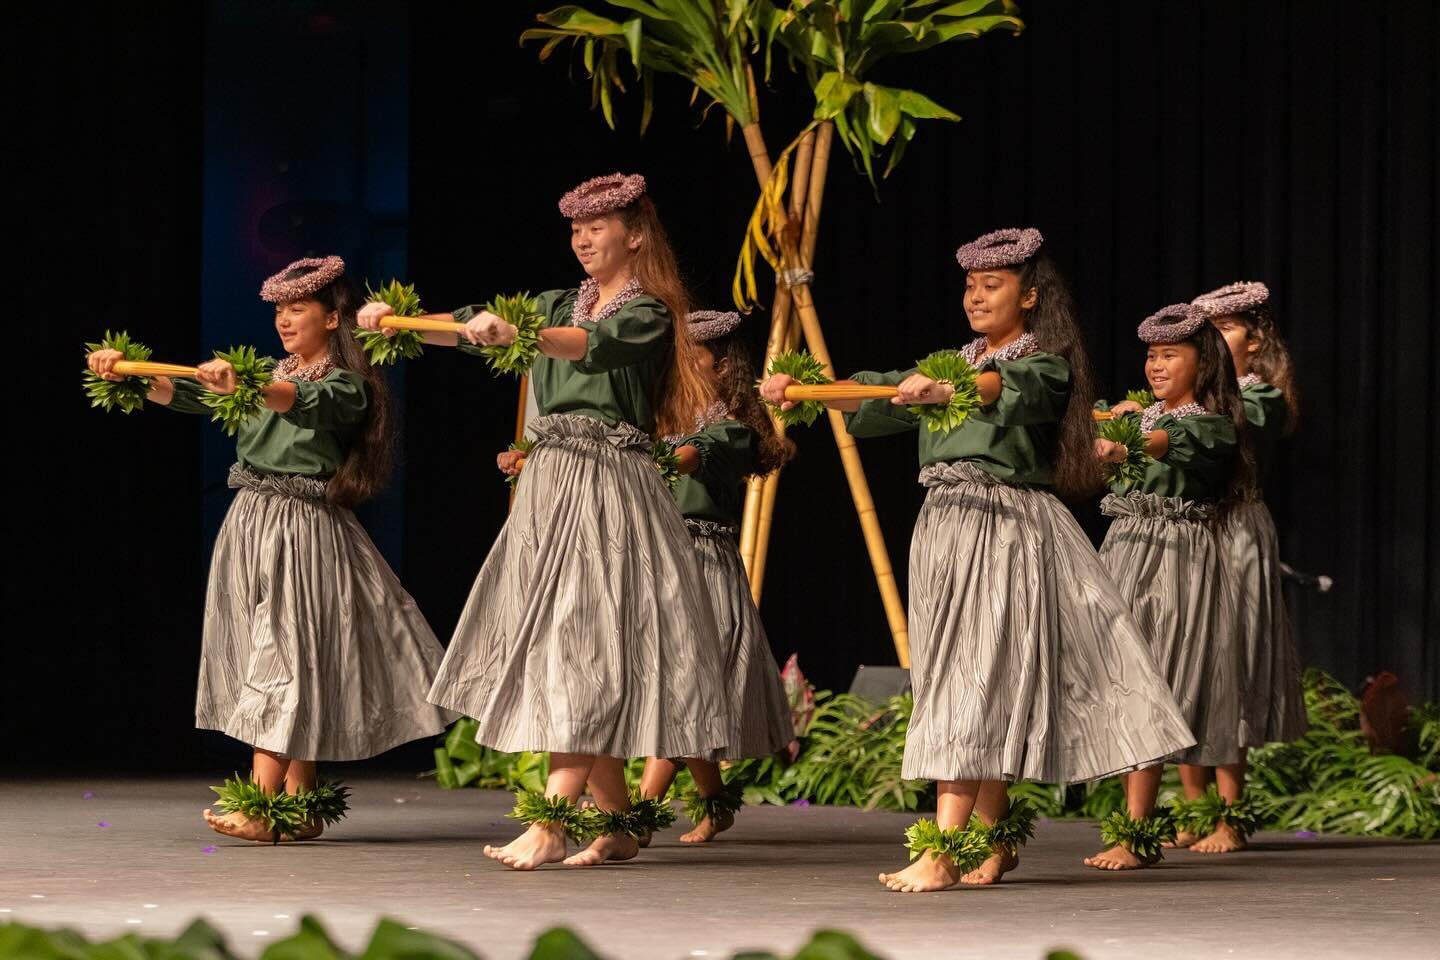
top-left (1222, 498), bottom-right (1307, 744)
top-left (904, 462), bottom-right (1195, 784)
top-left (1099, 491), bottom-right (1245, 765)
top-left (196, 465), bottom-right (454, 761)
top-left (427, 415), bottom-right (731, 759)
top-left (686, 520), bottom-right (793, 761)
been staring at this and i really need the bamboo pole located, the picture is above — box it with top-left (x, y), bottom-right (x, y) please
top-left (112, 361), bottom-right (200, 378)
top-left (751, 126), bottom-right (832, 596)
top-left (1092, 409), bottom-right (1115, 421)
top-left (738, 120), bottom-right (910, 667)
top-left (738, 128), bottom-right (812, 586)
top-left (736, 117), bottom-right (786, 581)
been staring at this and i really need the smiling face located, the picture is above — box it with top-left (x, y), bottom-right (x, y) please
top-left (274, 297), bottom-right (337, 360)
top-left (964, 269), bottom-right (1037, 339)
top-left (1145, 342), bottom-right (1200, 405)
top-left (571, 214), bottom-right (639, 282)
top-left (1211, 313), bottom-right (1258, 377)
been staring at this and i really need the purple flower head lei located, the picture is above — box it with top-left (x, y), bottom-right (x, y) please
top-left (686, 310), bottom-right (742, 343)
top-left (1137, 302), bottom-right (1206, 344)
top-left (1190, 280), bottom-right (1270, 320)
top-left (259, 256), bottom-right (345, 303)
top-left (558, 173), bottom-right (647, 219)
top-left (955, 227), bottom-right (1044, 271)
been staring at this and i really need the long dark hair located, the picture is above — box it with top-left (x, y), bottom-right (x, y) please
top-left (1005, 253), bottom-right (1100, 500)
top-left (1237, 303), bottom-right (1299, 432)
top-left (703, 329), bottom-right (794, 475)
top-left (279, 264), bottom-right (393, 507)
top-left (1182, 323), bottom-right (1255, 503)
top-left (613, 196), bottom-right (716, 437)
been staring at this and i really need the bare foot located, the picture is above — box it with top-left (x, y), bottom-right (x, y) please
top-left (1083, 844), bottom-right (1148, 870)
top-left (680, 810), bottom-right (735, 844)
top-left (564, 832), bottom-right (639, 866)
top-left (1190, 821), bottom-right (1247, 854)
top-left (961, 849), bottom-right (1018, 885)
top-left (878, 854), bottom-right (960, 893)
top-left (289, 820), bottom-right (324, 841)
top-left (483, 822), bottom-right (568, 870)
top-left (1163, 830), bottom-right (1198, 848)
top-left (202, 807), bottom-right (276, 843)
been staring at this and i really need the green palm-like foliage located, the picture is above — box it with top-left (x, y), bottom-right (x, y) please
top-left (911, 349), bottom-right (980, 433)
top-left (652, 438), bottom-right (683, 490)
top-left (763, 349), bottom-right (831, 426)
top-left (480, 292), bottom-right (545, 377)
top-left (521, 1), bottom-right (779, 134)
top-left (356, 279), bottom-right (426, 366)
top-left (1125, 387), bottom-right (1156, 407)
top-left (209, 775), bottom-right (307, 840)
top-left (1097, 413), bottom-right (1151, 487)
top-left (903, 817), bottom-right (990, 868)
top-left (1098, 809), bottom-right (1176, 861)
top-left (774, 0), bottom-right (1024, 182)
top-left (200, 346), bottom-right (275, 436)
top-left (82, 330), bottom-right (153, 414)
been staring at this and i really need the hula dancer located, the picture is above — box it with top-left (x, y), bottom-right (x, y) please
top-left (761, 228), bottom-right (1193, 892)
top-left (637, 310), bottom-right (795, 844)
top-left (85, 256), bottom-right (452, 843)
top-left (1088, 303), bottom-right (1250, 869)
top-left (363, 174), bottom-right (730, 869)
top-left (1185, 280), bottom-right (1306, 851)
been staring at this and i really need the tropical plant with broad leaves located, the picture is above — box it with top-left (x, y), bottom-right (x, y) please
top-left (772, 0), bottom-right (1024, 182)
top-left (520, 1), bottom-right (782, 136)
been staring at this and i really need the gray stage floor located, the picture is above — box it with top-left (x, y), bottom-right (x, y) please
top-left (1, 776), bottom-right (1435, 959)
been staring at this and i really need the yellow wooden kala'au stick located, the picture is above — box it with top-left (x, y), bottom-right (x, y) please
top-left (783, 383), bottom-right (899, 401)
top-left (373, 316), bottom-right (468, 334)
top-left (112, 360), bottom-right (201, 378)
top-left (1092, 409), bottom-right (1115, 422)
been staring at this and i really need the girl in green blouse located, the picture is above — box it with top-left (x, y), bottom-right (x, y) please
top-left (361, 174), bottom-right (730, 871)
top-left (761, 228), bottom-right (1193, 893)
top-left (86, 257), bottom-right (452, 843)
top-left (1184, 281), bottom-right (1306, 853)
top-left (634, 310), bottom-right (795, 844)
top-left (1089, 303), bottom-right (1250, 869)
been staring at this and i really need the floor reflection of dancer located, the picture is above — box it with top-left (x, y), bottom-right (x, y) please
top-left (763, 228), bottom-right (1194, 892)
top-left (88, 256), bottom-right (451, 843)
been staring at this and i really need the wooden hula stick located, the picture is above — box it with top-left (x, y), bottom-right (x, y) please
top-left (374, 316), bottom-right (468, 334)
top-left (112, 360), bottom-right (201, 378)
top-left (783, 383), bottom-right (897, 402)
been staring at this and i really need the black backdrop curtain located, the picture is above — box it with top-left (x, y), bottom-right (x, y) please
top-left (18, 0), bottom-right (1435, 772)
top-left (404, 0), bottom-right (1437, 701)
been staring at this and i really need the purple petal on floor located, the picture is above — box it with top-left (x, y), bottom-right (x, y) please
top-left (97, 821), bottom-right (111, 828)
top-left (1294, 830), bottom-right (1317, 839)
top-left (201, 845), bottom-right (217, 854)
top-left (82, 792), bottom-right (95, 800)
top-left (789, 799), bottom-right (811, 807)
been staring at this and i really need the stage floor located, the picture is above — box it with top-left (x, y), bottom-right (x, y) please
top-left (1, 776), bottom-right (1435, 959)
